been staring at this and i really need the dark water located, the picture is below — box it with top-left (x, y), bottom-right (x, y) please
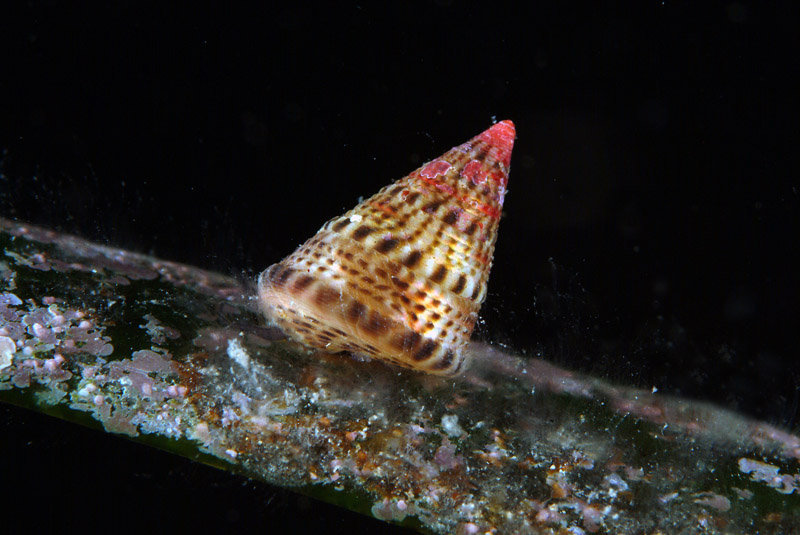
top-left (1, 3), bottom-right (798, 532)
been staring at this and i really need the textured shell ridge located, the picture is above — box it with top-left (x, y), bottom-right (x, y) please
top-left (258, 120), bottom-right (516, 375)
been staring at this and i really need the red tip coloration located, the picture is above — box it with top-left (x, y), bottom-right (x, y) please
top-left (258, 120), bottom-right (516, 375)
top-left (478, 120), bottom-right (516, 169)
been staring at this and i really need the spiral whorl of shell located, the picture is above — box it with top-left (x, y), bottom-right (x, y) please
top-left (258, 120), bottom-right (515, 375)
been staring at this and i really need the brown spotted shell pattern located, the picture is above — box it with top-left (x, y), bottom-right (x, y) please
top-left (258, 120), bottom-right (515, 375)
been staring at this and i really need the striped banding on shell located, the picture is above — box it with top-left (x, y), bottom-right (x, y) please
top-left (258, 120), bottom-right (515, 375)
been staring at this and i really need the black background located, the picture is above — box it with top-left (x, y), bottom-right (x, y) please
top-left (1, 2), bottom-right (798, 532)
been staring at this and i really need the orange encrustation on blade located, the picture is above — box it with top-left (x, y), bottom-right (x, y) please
top-left (258, 120), bottom-right (516, 375)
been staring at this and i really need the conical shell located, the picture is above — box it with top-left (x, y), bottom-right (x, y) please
top-left (258, 120), bottom-right (515, 375)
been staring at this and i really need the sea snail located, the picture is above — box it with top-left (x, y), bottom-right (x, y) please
top-left (258, 120), bottom-right (515, 375)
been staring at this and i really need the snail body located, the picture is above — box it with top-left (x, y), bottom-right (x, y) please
top-left (258, 120), bottom-right (515, 375)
